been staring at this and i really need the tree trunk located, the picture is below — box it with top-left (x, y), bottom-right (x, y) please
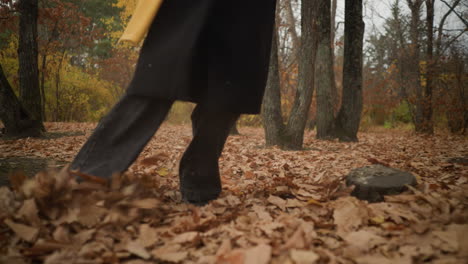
top-left (315, 0), bottom-right (336, 139)
top-left (406, 0), bottom-right (425, 133)
top-left (0, 64), bottom-right (43, 137)
top-left (334, 0), bottom-right (364, 142)
top-left (18, 0), bottom-right (43, 130)
top-left (262, 28), bottom-right (285, 146)
top-left (330, 0), bottom-right (339, 112)
top-left (40, 53), bottom-right (47, 120)
top-left (282, 0), bottom-right (317, 149)
top-left (421, 0), bottom-right (434, 134)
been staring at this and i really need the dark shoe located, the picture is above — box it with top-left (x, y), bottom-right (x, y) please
top-left (179, 105), bottom-right (239, 205)
top-left (179, 152), bottom-right (221, 205)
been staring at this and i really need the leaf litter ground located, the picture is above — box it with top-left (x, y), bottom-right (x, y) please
top-left (0, 123), bottom-right (467, 264)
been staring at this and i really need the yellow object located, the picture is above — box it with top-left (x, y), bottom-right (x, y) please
top-left (119, 0), bottom-right (164, 45)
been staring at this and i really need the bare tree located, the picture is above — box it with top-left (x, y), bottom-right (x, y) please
top-left (423, 0), bottom-right (435, 134)
top-left (0, 64), bottom-right (43, 137)
top-left (334, 0), bottom-right (365, 141)
top-left (18, 0), bottom-right (43, 127)
top-left (262, 0), bottom-right (318, 149)
top-left (0, 0), bottom-right (44, 137)
top-left (315, 0), bottom-right (336, 139)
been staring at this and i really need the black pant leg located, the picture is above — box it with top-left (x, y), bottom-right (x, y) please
top-left (179, 104), bottom-right (239, 204)
top-left (71, 94), bottom-right (174, 178)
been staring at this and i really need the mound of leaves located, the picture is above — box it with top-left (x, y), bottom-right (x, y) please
top-left (0, 124), bottom-right (467, 263)
top-left (1, 167), bottom-right (467, 264)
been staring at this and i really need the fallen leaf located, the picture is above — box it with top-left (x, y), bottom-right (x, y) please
top-left (268, 195), bottom-right (286, 211)
top-left (4, 218), bottom-right (39, 242)
top-left (343, 229), bottom-right (387, 252)
top-left (286, 199), bottom-right (305, 208)
top-left (126, 240), bottom-right (151, 260)
top-left (156, 167), bottom-right (169, 177)
top-left (332, 197), bottom-right (369, 237)
top-left (172, 231), bottom-right (200, 245)
top-left (131, 198), bottom-right (160, 209)
top-left (153, 251), bottom-right (187, 263)
top-left (290, 249), bottom-right (320, 264)
top-left (244, 244), bottom-right (271, 264)
top-left (137, 224), bottom-right (159, 248)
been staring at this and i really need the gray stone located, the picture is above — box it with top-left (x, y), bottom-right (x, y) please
top-left (345, 164), bottom-right (417, 203)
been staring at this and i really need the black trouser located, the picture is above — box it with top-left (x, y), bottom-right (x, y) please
top-left (70, 94), bottom-right (238, 204)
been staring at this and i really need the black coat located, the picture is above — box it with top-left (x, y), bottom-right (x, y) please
top-left (126, 0), bottom-right (277, 114)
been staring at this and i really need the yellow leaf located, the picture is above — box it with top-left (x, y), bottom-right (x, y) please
top-left (156, 167), bottom-right (169, 176)
top-left (307, 199), bottom-right (323, 207)
top-left (371, 215), bottom-right (385, 225)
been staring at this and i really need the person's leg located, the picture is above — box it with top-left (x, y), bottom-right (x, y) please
top-left (179, 104), bottom-right (239, 205)
top-left (71, 94), bottom-right (174, 179)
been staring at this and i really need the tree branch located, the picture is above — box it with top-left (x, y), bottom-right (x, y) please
top-left (439, 0), bottom-right (468, 28)
top-left (441, 30), bottom-right (466, 55)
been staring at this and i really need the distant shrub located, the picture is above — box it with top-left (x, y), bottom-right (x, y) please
top-left (392, 101), bottom-right (412, 124)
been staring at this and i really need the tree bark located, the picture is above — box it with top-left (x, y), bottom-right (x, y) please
top-left (334, 0), bottom-right (364, 142)
top-left (18, 0), bottom-right (43, 129)
top-left (0, 64), bottom-right (43, 137)
top-left (282, 0), bottom-right (317, 149)
top-left (330, 0), bottom-right (339, 112)
top-left (406, 0), bottom-right (425, 133)
top-left (315, 0), bottom-right (336, 139)
top-left (422, 0), bottom-right (434, 134)
top-left (262, 28), bottom-right (285, 146)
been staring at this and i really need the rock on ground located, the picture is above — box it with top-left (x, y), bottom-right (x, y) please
top-left (346, 165), bottom-right (417, 202)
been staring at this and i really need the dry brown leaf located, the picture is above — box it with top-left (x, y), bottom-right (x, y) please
top-left (126, 240), bottom-right (151, 260)
top-left (77, 241), bottom-right (107, 258)
top-left (4, 218), bottom-right (39, 242)
top-left (268, 195), bottom-right (286, 211)
top-left (343, 229), bottom-right (387, 252)
top-left (131, 198), bottom-right (160, 209)
top-left (0, 187), bottom-right (18, 217)
top-left (137, 224), bottom-right (159, 248)
top-left (252, 205), bottom-right (273, 222)
top-left (219, 249), bottom-right (244, 264)
top-left (20, 179), bottom-right (37, 199)
top-left (433, 224), bottom-right (468, 254)
top-left (9, 171), bottom-right (27, 191)
top-left (17, 199), bottom-right (40, 226)
top-left (73, 229), bottom-right (96, 245)
top-left (451, 224), bottom-right (468, 257)
top-left (259, 222), bottom-right (283, 237)
top-left (140, 152), bottom-right (169, 166)
top-left (244, 244), bottom-right (271, 264)
top-left (77, 205), bottom-right (108, 228)
top-left (172, 231), bottom-right (200, 245)
top-left (355, 255), bottom-right (412, 264)
top-left (216, 239), bottom-right (232, 257)
top-left (52, 225), bottom-right (70, 243)
top-left (290, 249), bottom-right (320, 264)
top-left (153, 250), bottom-right (187, 263)
top-left (280, 223), bottom-right (311, 251)
top-left (43, 250), bottom-right (79, 264)
top-left (332, 197), bottom-right (369, 237)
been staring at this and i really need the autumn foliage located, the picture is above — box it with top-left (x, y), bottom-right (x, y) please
top-left (1, 123), bottom-right (467, 263)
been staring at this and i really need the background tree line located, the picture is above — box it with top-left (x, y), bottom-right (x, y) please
top-left (0, 0), bottom-right (139, 136)
top-left (0, 0), bottom-right (467, 147)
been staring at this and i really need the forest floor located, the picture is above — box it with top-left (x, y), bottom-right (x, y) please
top-left (0, 122), bottom-right (467, 264)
